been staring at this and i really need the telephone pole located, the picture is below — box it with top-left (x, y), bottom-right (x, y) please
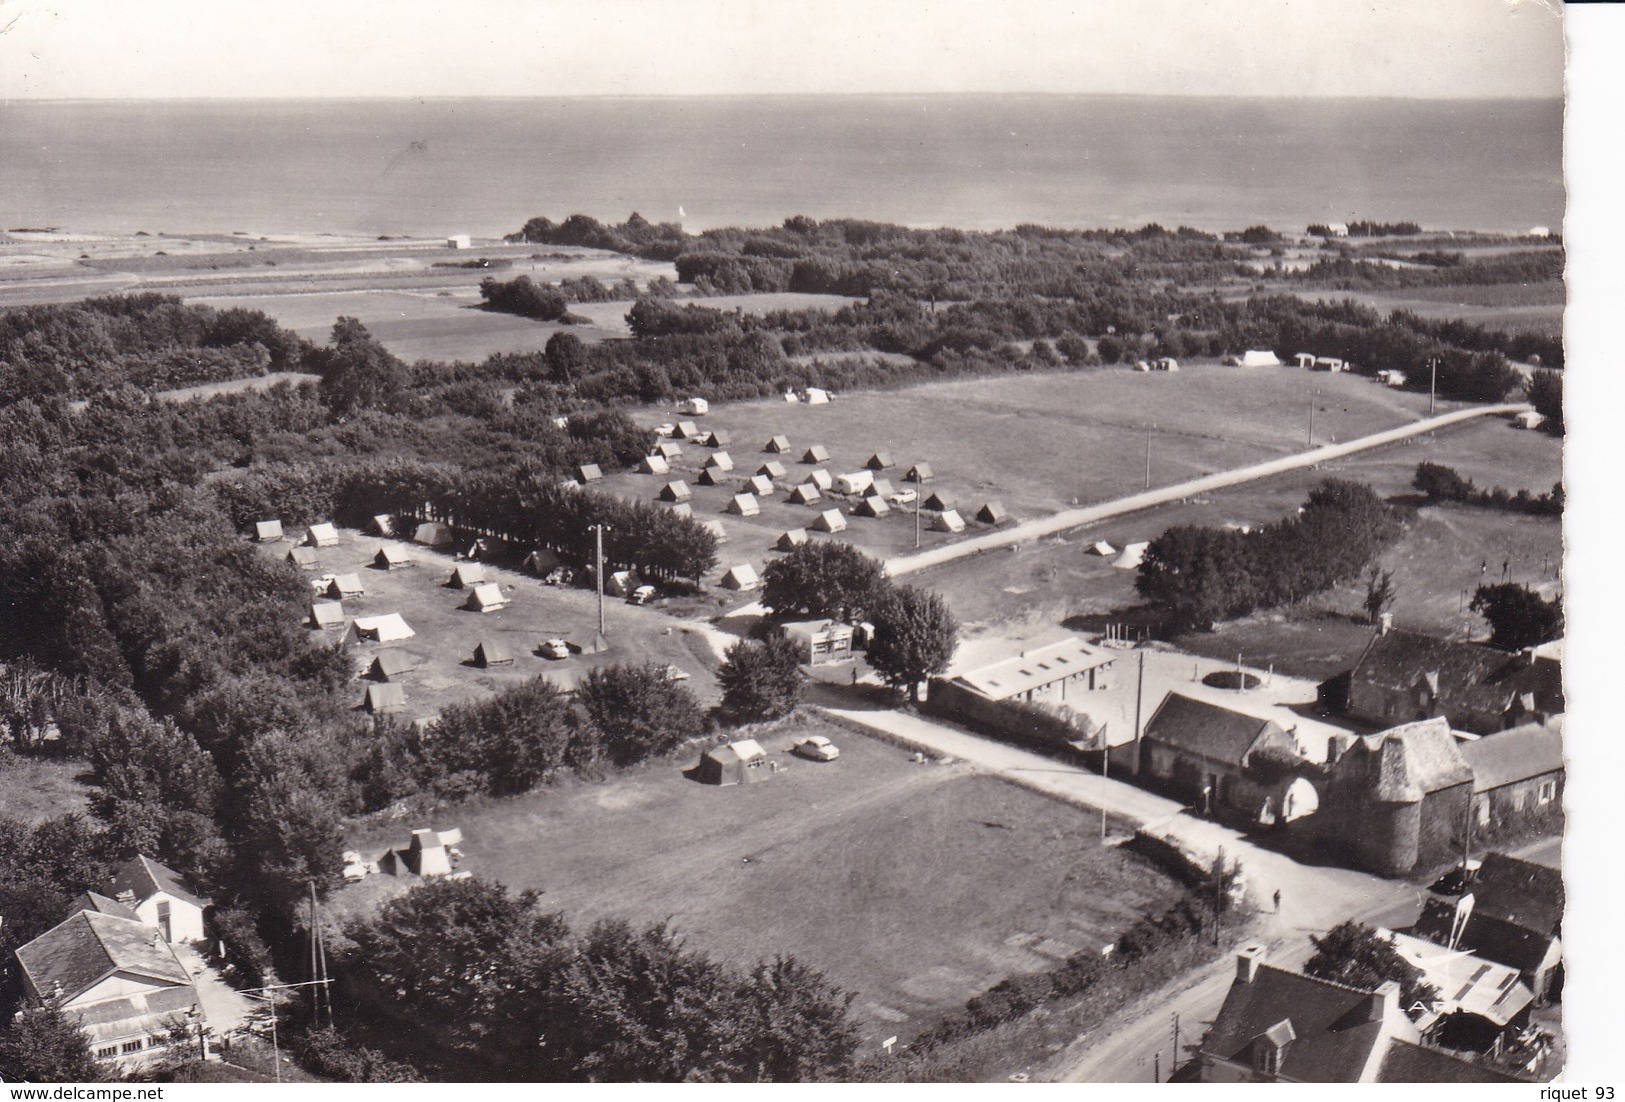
top-left (1144, 428), bottom-right (1152, 490)
top-left (1307, 391), bottom-right (1315, 448)
top-left (1428, 356), bottom-right (1438, 415)
top-left (1132, 649), bottom-right (1146, 776)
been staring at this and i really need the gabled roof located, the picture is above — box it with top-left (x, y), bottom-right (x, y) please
top-left (951, 635), bottom-right (1115, 703)
top-left (1350, 630), bottom-right (1563, 730)
top-left (72, 892), bottom-right (141, 922)
top-left (1143, 693), bottom-right (1290, 767)
top-left (1203, 961), bottom-right (1403, 1083)
top-left (17, 911), bottom-right (193, 1005)
top-left (1471, 852), bottom-right (1563, 935)
top-left (1453, 913), bottom-right (1557, 975)
top-left (1384, 928), bottom-right (1533, 1026)
top-left (1460, 724), bottom-right (1563, 793)
top-left (1375, 1041), bottom-right (1527, 1083)
top-left (110, 855), bottom-right (210, 911)
top-left (705, 451), bottom-right (735, 471)
top-left (1340, 718), bottom-right (1473, 802)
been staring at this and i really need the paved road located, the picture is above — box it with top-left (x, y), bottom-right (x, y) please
top-left (814, 692), bottom-right (1424, 1081)
top-left (883, 402), bottom-right (1528, 577)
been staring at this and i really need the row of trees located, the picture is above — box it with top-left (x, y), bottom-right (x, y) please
top-left (1136, 480), bottom-right (1401, 631)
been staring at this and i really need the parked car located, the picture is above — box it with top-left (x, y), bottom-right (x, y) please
top-left (889, 489), bottom-right (918, 505)
top-left (629, 584), bottom-right (658, 605)
top-left (661, 664), bottom-right (691, 682)
top-left (792, 736), bottom-right (840, 762)
top-left (538, 638), bottom-right (571, 660)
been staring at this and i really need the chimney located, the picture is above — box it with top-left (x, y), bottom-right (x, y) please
top-left (1236, 943), bottom-right (1267, 984)
top-left (1367, 980), bottom-right (1401, 1023)
top-left (1378, 612), bottom-right (1393, 636)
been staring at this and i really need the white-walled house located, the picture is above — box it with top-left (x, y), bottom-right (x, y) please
top-left (108, 855), bottom-right (212, 945)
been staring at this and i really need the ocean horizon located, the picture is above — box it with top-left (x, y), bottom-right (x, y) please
top-left (2, 95), bottom-right (1564, 239)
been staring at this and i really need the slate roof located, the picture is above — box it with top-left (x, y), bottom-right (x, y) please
top-left (1343, 718), bottom-right (1473, 802)
top-left (1459, 724), bottom-right (1564, 793)
top-left (1203, 962), bottom-right (1397, 1083)
top-left (1350, 630), bottom-right (1564, 729)
top-left (17, 911), bottom-right (191, 1004)
top-left (1143, 693), bottom-right (1287, 767)
top-left (1375, 1041), bottom-right (1527, 1083)
top-left (110, 855), bottom-right (210, 911)
top-left (1471, 853), bottom-right (1563, 934)
top-left (1453, 914), bottom-right (1557, 975)
top-left (71, 892), bottom-right (141, 922)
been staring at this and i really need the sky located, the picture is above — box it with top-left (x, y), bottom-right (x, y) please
top-left (0, 0), bottom-right (1565, 100)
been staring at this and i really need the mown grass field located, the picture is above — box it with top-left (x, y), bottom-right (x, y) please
top-left (0, 755), bottom-right (93, 825)
top-left (254, 527), bottom-right (725, 726)
top-left (344, 717), bottom-right (1185, 1041)
top-left (612, 364), bottom-right (1449, 602)
top-left (1289, 282), bottom-right (1564, 337)
top-left (915, 413), bottom-right (1561, 677)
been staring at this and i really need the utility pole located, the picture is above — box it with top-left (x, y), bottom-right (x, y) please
top-left (1429, 356), bottom-right (1438, 415)
top-left (1100, 741), bottom-right (1110, 842)
top-left (1173, 1011), bottom-right (1182, 1070)
top-left (1213, 846), bottom-right (1225, 947)
top-left (242, 978), bottom-right (334, 1083)
top-left (1132, 650), bottom-right (1146, 776)
top-left (308, 881), bottom-right (332, 1030)
top-left (590, 523), bottom-right (609, 637)
top-left (915, 485), bottom-right (922, 549)
top-left (1144, 429), bottom-right (1152, 490)
top-left (1154, 1052), bottom-right (1161, 1083)
top-left (1307, 391), bottom-right (1315, 448)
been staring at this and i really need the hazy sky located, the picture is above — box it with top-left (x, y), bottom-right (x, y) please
top-left (0, 0), bottom-right (1564, 100)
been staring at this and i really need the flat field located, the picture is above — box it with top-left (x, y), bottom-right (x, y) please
top-left (255, 527), bottom-right (725, 725)
top-left (613, 364), bottom-right (1445, 598)
top-left (344, 718), bottom-right (1184, 1040)
top-left (915, 414), bottom-right (1561, 676)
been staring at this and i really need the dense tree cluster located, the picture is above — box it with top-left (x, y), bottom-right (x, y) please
top-left (717, 628), bottom-right (806, 724)
top-left (339, 876), bottom-right (860, 1081)
top-left (477, 275), bottom-right (570, 322)
top-left (1136, 480), bottom-right (1401, 631)
top-left (1527, 368), bottom-right (1563, 434)
top-left (1305, 921), bottom-right (1438, 1012)
top-left (0, 293), bottom-right (302, 401)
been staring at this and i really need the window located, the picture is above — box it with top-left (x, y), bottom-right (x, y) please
top-left (95, 1046), bottom-right (119, 1060)
top-left (1253, 1044), bottom-right (1280, 1077)
top-left (1538, 780), bottom-right (1556, 805)
top-left (1477, 799), bottom-right (1491, 827)
top-left (122, 1039), bottom-right (144, 1054)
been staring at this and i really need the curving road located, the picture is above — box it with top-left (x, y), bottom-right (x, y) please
top-left (884, 402), bottom-right (1529, 577)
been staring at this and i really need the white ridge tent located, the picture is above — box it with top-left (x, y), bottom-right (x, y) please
top-left (344, 613), bottom-right (416, 645)
top-left (720, 564), bottom-right (761, 591)
top-left (414, 522), bottom-right (454, 548)
top-left (1111, 542), bottom-right (1150, 570)
top-left (305, 522), bottom-right (340, 547)
top-left (254, 520), bottom-right (284, 542)
top-left (464, 583), bottom-right (510, 613)
top-left (1088, 541), bottom-right (1117, 557)
top-left (728, 493), bottom-right (761, 517)
top-left (932, 509), bottom-right (966, 533)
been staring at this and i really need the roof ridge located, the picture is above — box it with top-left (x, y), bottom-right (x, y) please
top-left (1257, 960), bottom-right (1384, 999)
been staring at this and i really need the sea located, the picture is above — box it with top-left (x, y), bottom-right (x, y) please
top-left (1, 96), bottom-right (1564, 240)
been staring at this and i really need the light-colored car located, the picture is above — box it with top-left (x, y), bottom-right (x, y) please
top-left (792, 736), bottom-right (840, 762)
top-left (538, 638), bottom-right (571, 660)
top-left (889, 489), bottom-right (918, 505)
top-left (629, 584), bottom-right (658, 605)
top-left (662, 664), bottom-right (691, 682)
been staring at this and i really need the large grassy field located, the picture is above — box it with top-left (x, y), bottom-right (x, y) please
top-left (613, 364), bottom-right (1448, 599)
top-left (1288, 283), bottom-right (1564, 337)
top-left (255, 527), bottom-right (725, 725)
top-left (343, 717), bottom-right (1184, 1041)
top-left (916, 413), bottom-right (1562, 676)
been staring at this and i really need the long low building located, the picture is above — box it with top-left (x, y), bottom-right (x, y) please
top-left (926, 633), bottom-right (1118, 754)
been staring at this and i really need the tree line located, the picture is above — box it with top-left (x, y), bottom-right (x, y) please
top-left (1412, 462), bottom-right (1563, 517)
top-left (1136, 480), bottom-right (1401, 631)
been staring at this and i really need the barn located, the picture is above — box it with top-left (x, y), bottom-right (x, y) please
top-left (473, 639), bottom-right (514, 668)
top-left (254, 519), bottom-right (284, 542)
top-left (696, 739), bottom-right (771, 786)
